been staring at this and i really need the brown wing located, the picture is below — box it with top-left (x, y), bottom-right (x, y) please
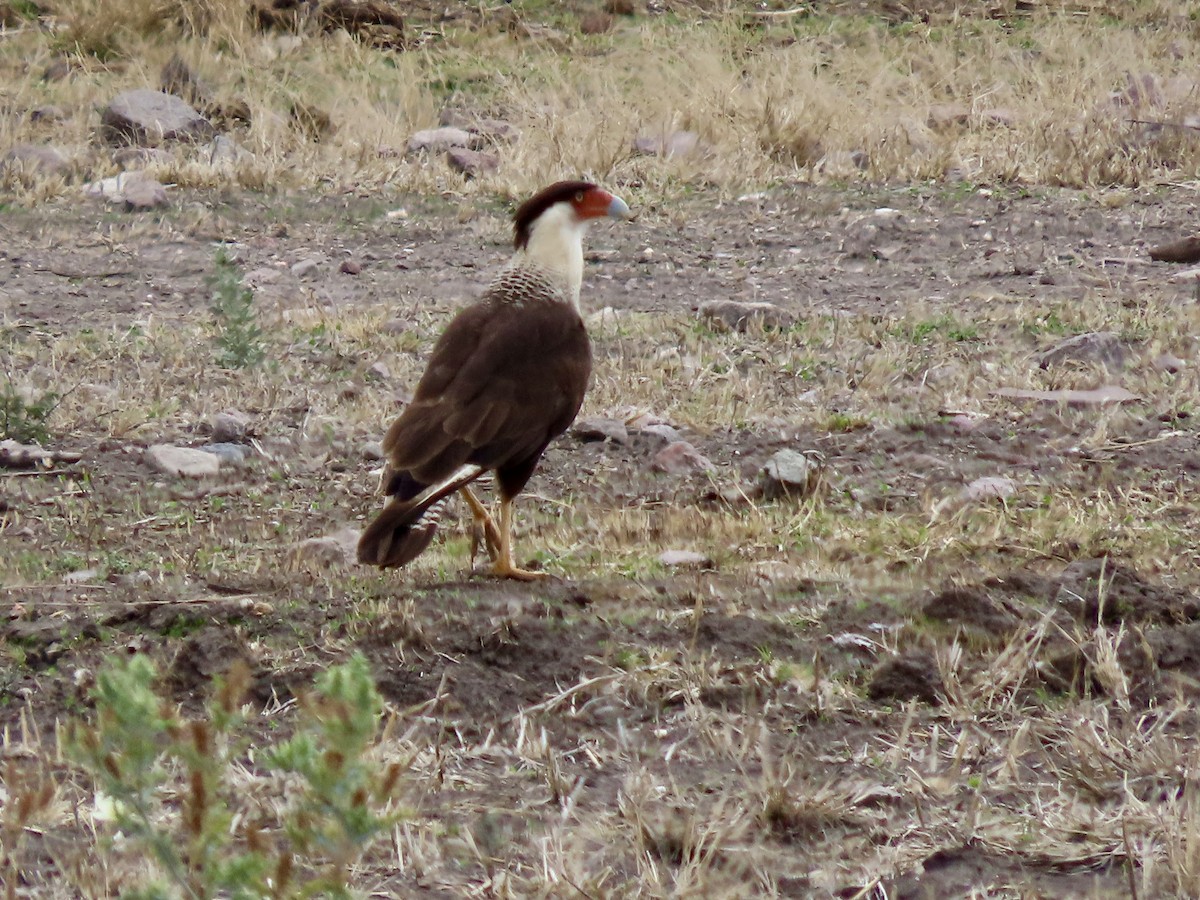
top-left (382, 296), bottom-right (592, 494)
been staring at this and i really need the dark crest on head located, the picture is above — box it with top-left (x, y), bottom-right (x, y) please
top-left (513, 180), bottom-right (596, 249)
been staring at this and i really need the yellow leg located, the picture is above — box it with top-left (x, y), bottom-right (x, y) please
top-left (459, 485), bottom-right (502, 562)
top-left (490, 497), bottom-right (548, 581)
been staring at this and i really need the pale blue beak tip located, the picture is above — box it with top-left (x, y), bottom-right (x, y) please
top-left (608, 196), bottom-right (632, 220)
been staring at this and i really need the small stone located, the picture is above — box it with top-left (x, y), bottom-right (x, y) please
top-left (1153, 352), bottom-right (1186, 374)
top-left (199, 443), bottom-right (251, 465)
top-left (437, 110), bottom-right (521, 143)
top-left (361, 441), bottom-right (385, 461)
top-left (2, 143), bottom-right (70, 177)
top-left (147, 444), bottom-right (221, 478)
top-left (927, 103), bottom-right (970, 130)
top-left (760, 449), bottom-right (823, 501)
top-left (572, 417), bottom-right (628, 444)
top-left (658, 549), bottom-right (712, 569)
top-left (30, 105), bottom-right (66, 123)
top-left (367, 361), bottom-right (391, 380)
top-left (993, 385), bottom-right (1140, 406)
top-left (1035, 331), bottom-right (1125, 372)
top-left (981, 107), bottom-right (1016, 127)
top-left (340, 259), bottom-right (362, 275)
top-left (407, 126), bottom-right (473, 153)
top-left (699, 300), bottom-right (795, 333)
top-left (634, 422), bottom-right (682, 446)
top-left (633, 130), bottom-right (701, 159)
top-left (83, 170), bottom-right (151, 202)
top-left (122, 177), bottom-right (169, 211)
top-left (210, 410), bottom-right (251, 443)
top-left (818, 149), bottom-right (870, 176)
top-left (381, 318), bottom-right (409, 334)
top-left (100, 89), bottom-right (214, 146)
top-left (292, 258), bottom-right (320, 279)
top-left (293, 527), bottom-right (360, 568)
top-left (1149, 236), bottom-right (1200, 264)
top-left (651, 441), bottom-right (715, 475)
top-left (1168, 267), bottom-right (1200, 284)
top-left (867, 653), bottom-right (943, 705)
top-left (207, 134), bottom-right (251, 166)
top-left (63, 567), bottom-right (102, 584)
top-left (113, 147), bottom-right (172, 169)
top-left (447, 147), bottom-right (500, 178)
top-left (579, 10), bottom-right (613, 33)
top-left (960, 476), bottom-right (1018, 502)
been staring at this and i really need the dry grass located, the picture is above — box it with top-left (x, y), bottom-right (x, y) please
top-left (2, 1), bottom-right (1200, 207)
top-left (5, 2), bottom-right (1200, 897)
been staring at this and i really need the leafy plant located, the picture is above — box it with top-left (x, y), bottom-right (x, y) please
top-left (208, 250), bottom-right (266, 369)
top-left (0, 376), bottom-right (58, 444)
top-left (67, 652), bottom-right (402, 899)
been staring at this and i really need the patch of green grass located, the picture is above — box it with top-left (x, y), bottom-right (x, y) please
top-left (0, 377), bottom-right (59, 444)
top-left (896, 315), bottom-right (979, 344)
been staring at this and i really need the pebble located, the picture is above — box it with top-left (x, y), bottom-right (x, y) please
top-left (761, 449), bottom-right (823, 500)
top-left (571, 417), bottom-right (628, 444)
top-left (210, 410), bottom-right (251, 443)
top-left (658, 550), bottom-right (713, 569)
top-left (651, 441), bottom-right (715, 475)
top-left (147, 444), bottom-right (221, 477)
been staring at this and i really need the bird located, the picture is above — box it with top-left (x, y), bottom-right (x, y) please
top-left (357, 180), bottom-right (632, 580)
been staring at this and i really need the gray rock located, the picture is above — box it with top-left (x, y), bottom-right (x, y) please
top-left (113, 147), bottom-right (172, 169)
top-left (63, 567), bottom-right (102, 584)
top-left (293, 527), bottom-right (360, 568)
top-left (367, 361), bottom-right (391, 380)
top-left (199, 443), bottom-right (251, 465)
top-left (634, 422), bottom-right (682, 446)
top-left (361, 441), bottom-right (385, 461)
top-left (699, 300), bottom-right (795, 333)
top-left (571, 417), bottom-right (628, 444)
top-left (122, 177), bottom-right (169, 211)
top-left (210, 410), bottom-right (251, 443)
top-left (147, 444), bottom-right (221, 477)
top-left (1153, 352), bottom-right (1186, 374)
top-left (960, 476), bottom-right (1017, 502)
top-left (993, 385), bottom-right (1139, 406)
top-left (82, 171), bottom-right (166, 207)
top-left (760, 449), bottom-right (823, 500)
top-left (658, 549), bottom-right (713, 569)
top-left (100, 89), bottom-right (215, 146)
top-left (1035, 331), bottom-right (1125, 372)
top-left (438, 110), bottom-right (520, 143)
top-left (927, 103), bottom-right (969, 129)
top-left (447, 147), bottom-right (499, 178)
top-left (291, 258), bottom-right (320, 279)
top-left (340, 259), bottom-right (362, 275)
top-left (407, 126), bottom-right (473, 154)
top-left (207, 134), bottom-right (251, 166)
top-left (3, 143), bottom-right (70, 177)
top-left (651, 440), bottom-right (715, 475)
top-left (633, 130), bottom-right (702, 159)
top-left (381, 318), bottom-right (409, 334)
top-left (30, 105), bottom-right (66, 123)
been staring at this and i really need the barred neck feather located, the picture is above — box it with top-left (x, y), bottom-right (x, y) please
top-left (510, 201), bottom-right (587, 311)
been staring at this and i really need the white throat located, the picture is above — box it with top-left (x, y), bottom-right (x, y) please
top-left (516, 202), bottom-right (588, 311)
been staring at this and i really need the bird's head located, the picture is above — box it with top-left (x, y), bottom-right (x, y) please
top-left (513, 181), bottom-right (632, 250)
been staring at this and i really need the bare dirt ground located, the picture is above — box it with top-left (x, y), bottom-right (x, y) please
top-left (5, 178), bottom-right (1200, 896)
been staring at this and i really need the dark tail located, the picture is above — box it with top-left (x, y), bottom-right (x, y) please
top-left (357, 464), bottom-right (484, 569)
top-left (357, 498), bottom-right (446, 568)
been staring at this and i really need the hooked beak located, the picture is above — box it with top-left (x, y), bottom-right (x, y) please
top-left (606, 194), bottom-right (632, 220)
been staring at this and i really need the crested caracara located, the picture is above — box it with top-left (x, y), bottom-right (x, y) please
top-left (357, 181), bottom-right (632, 579)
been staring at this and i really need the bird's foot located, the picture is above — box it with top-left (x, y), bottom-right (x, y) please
top-left (490, 560), bottom-right (553, 581)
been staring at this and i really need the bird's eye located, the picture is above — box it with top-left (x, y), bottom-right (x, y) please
top-left (575, 191), bottom-right (585, 202)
